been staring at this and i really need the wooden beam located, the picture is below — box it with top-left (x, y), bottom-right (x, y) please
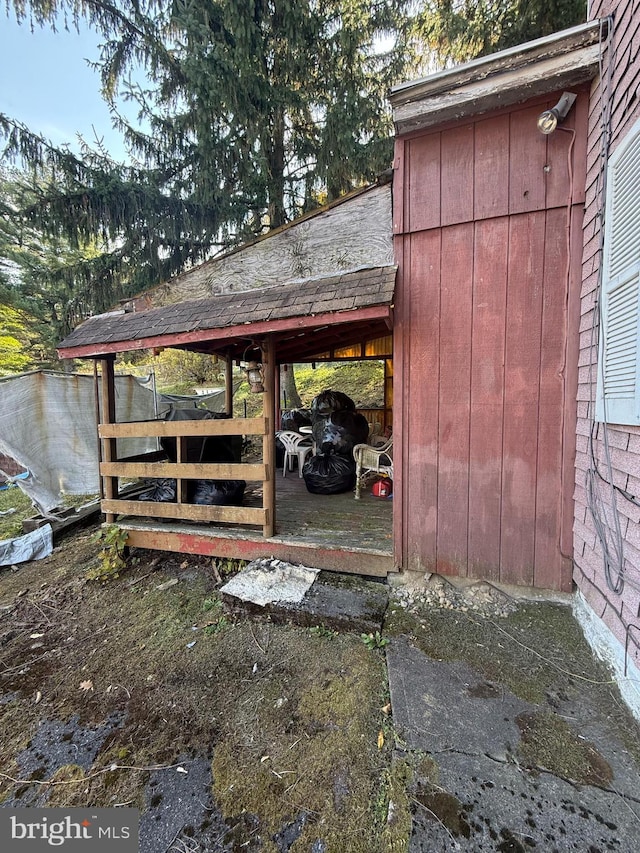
top-left (118, 525), bottom-right (394, 577)
top-left (100, 461), bottom-right (266, 481)
top-left (99, 417), bottom-right (266, 439)
top-left (262, 335), bottom-right (276, 537)
top-left (224, 352), bottom-right (233, 416)
top-left (102, 499), bottom-right (265, 526)
top-left (100, 357), bottom-right (117, 522)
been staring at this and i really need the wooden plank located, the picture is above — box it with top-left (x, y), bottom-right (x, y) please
top-left (509, 105), bottom-right (548, 214)
top-left (440, 125), bottom-right (474, 226)
top-left (500, 212), bottom-right (545, 585)
top-left (100, 357), bottom-right (117, 523)
top-left (436, 223), bottom-right (473, 576)
top-left (474, 114), bottom-right (510, 220)
top-left (119, 526), bottom-right (394, 577)
top-left (404, 229), bottom-right (441, 572)
top-left (99, 417), bottom-right (267, 439)
top-left (102, 498), bottom-right (266, 526)
top-left (392, 235), bottom-right (408, 571)
top-left (100, 461), bottom-right (266, 480)
top-left (153, 184), bottom-right (393, 303)
top-left (391, 42), bottom-right (601, 136)
top-left (467, 217), bottom-right (509, 580)
top-left (262, 335), bottom-right (276, 537)
top-left (407, 132), bottom-right (441, 232)
top-left (533, 206), bottom-right (567, 589)
top-left (393, 139), bottom-right (406, 234)
top-left (543, 90), bottom-right (581, 210)
top-left (559, 203), bottom-right (584, 590)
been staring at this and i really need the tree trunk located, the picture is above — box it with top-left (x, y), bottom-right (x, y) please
top-left (280, 364), bottom-right (302, 409)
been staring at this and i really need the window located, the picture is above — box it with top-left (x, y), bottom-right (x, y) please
top-left (596, 117), bottom-right (640, 424)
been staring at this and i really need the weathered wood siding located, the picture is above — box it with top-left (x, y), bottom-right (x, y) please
top-left (134, 184), bottom-right (393, 307)
top-left (393, 93), bottom-right (588, 590)
top-left (574, 1), bottom-right (640, 673)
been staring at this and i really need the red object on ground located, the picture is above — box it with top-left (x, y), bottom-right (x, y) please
top-left (372, 478), bottom-right (392, 498)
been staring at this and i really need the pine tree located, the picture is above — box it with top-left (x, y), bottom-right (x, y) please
top-left (412, 0), bottom-right (586, 67)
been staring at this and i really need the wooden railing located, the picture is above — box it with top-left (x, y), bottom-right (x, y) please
top-left (97, 416), bottom-right (274, 536)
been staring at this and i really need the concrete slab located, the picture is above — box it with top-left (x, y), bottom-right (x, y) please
top-left (387, 638), bottom-right (640, 852)
top-left (222, 561), bottom-right (388, 634)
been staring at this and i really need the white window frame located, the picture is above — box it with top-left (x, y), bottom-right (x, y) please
top-left (596, 116), bottom-right (640, 425)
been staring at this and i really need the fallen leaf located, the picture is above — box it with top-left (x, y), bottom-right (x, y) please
top-left (30, 632), bottom-right (44, 639)
top-left (381, 703), bottom-right (392, 716)
top-left (377, 730), bottom-right (384, 749)
top-left (79, 680), bottom-right (94, 692)
top-left (180, 560), bottom-right (188, 569)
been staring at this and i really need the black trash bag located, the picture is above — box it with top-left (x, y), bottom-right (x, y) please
top-left (138, 478), bottom-right (176, 502)
top-left (160, 408), bottom-right (241, 463)
top-left (191, 479), bottom-right (246, 506)
top-left (310, 390), bottom-right (355, 420)
top-left (312, 410), bottom-right (369, 456)
top-left (280, 408), bottom-right (312, 431)
top-left (302, 454), bottom-right (356, 495)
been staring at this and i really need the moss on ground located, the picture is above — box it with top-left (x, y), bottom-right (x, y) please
top-left (516, 711), bottom-right (613, 787)
top-left (0, 534), bottom-right (411, 849)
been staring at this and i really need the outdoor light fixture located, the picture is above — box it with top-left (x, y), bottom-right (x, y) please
top-left (537, 92), bottom-right (577, 134)
top-left (243, 360), bottom-right (265, 393)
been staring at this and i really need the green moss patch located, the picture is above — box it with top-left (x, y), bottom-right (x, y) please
top-left (516, 711), bottom-right (613, 787)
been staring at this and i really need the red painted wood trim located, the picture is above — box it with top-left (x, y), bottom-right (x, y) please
top-left (121, 527), bottom-right (395, 577)
top-left (57, 304), bottom-right (393, 360)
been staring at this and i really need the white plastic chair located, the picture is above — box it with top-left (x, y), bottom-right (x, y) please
top-left (277, 430), bottom-right (313, 478)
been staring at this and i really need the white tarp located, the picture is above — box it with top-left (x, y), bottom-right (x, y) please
top-left (0, 523), bottom-right (53, 566)
top-left (0, 370), bottom-right (157, 512)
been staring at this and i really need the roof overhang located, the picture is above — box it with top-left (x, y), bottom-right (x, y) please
top-left (390, 20), bottom-right (605, 136)
top-left (57, 265), bottom-right (396, 364)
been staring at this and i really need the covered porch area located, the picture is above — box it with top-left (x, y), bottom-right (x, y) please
top-left (57, 266), bottom-right (397, 577)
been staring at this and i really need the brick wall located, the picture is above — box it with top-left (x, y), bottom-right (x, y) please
top-left (574, 0), bottom-right (640, 687)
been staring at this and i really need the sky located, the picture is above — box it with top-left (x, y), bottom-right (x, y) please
top-left (0, 13), bottom-right (131, 162)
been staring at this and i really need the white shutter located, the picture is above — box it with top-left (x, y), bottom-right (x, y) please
top-left (596, 118), bottom-right (640, 424)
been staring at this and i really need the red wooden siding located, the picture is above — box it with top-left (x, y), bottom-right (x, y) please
top-left (394, 93), bottom-right (585, 590)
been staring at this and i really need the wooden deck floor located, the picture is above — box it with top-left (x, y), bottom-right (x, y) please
top-left (119, 471), bottom-right (395, 577)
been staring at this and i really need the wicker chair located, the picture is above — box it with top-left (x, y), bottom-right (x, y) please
top-left (352, 437), bottom-right (393, 499)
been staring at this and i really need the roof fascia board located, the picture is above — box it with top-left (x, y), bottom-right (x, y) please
top-left (390, 20), bottom-right (603, 135)
top-left (57, 304), bottom-right (392, 361)
top-left (393, 43), bottom-right (600, 135)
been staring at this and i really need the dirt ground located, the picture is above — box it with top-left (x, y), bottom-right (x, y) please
top-left (1, 523), bottom-right (640, 852)
top-left (0, 526), bottom-right (396, 852)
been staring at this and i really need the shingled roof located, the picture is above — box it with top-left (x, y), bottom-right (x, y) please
top-left (57, 265), bottom-right (397, 362)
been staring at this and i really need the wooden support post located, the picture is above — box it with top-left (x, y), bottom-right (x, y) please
top-left (274, 363), bottom-right (281, 430)
top-left (262, 336), bottom-right (276, 537)
top-left (100, 356), bottom-right (118, 522)
top-left (224, 351), bottom-right (233, 416)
